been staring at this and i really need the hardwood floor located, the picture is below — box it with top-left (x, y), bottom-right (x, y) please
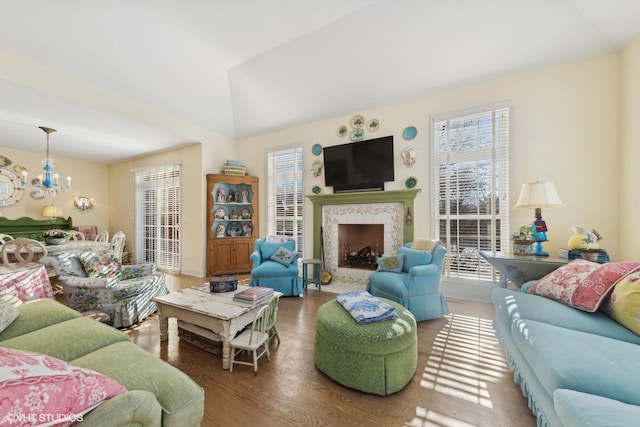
top-left (124, 274), bottom-right (536, 427)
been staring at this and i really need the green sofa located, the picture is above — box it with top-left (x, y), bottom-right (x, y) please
top-left (0, 298), bottom-right (204, 426)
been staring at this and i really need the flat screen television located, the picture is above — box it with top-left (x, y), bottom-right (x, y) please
top-left (323, 136), bottom-right (394, 193)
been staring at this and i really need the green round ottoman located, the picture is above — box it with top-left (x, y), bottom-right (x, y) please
top-left (314, 298), bottom-right (417, 395)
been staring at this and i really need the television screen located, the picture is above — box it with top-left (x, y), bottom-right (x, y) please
top-left (323, 136), bottom-right (394, 192)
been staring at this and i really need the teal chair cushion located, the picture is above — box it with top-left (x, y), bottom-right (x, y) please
top-left (397, 246), bottom-right (432, 272)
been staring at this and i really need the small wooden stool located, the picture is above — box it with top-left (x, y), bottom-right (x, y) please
top-left (301, 259), bottom-right (323, 291)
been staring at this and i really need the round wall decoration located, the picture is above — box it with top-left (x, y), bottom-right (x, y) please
top-left (350, 129), bottom-right (364, 141)
top-left (403, 126), bottom-right (417, 140)
top-left (351, 115), bottom-right (365, 129)
top-left (312, 185), bottom-right (322, 194)
top-left (367, 119), bottom-right (380, 132)
top-left (0, 168), bottom-right (25, 206)
top-left (312, 143), bottom-right (322, 155)
top-left (337, 125), bottom-right (348, 137)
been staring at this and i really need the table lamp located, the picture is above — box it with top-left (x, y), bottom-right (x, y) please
top-left (514, 181), bottom-right (565, 256)
top-left (43, 204), bottom-right (63, 225)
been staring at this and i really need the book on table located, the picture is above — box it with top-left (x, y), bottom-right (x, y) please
top-left (233, 287), bottom-right (274, 304)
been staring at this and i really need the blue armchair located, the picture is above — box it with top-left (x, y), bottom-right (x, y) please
top-left (366, 243), bottom-right (449, 322)
top-left (249, 238), bottom-right (303, 296)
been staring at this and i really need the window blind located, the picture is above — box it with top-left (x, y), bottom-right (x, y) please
top-left (433, 107), bottom-right (510, 281)
top-left (134, 163), bottom-right (181, 272)
top-left (267, 147), bottom-right (303, 251)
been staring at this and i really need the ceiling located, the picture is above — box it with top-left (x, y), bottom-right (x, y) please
top-left (0, 0), bottom-right (639, 164)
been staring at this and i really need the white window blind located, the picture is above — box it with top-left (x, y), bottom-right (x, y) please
top-left (134, 163), bottom-right (181, 272)
top-left (266, 147), bottom-right (303, 251)
top-left (433, 107), bottom-right (510, 281)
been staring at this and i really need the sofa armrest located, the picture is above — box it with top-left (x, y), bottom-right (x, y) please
top-left (250, 250), bottom-right (261, 268)
top-left (58, 275), bottom-right (113, 289)
top-left (122, 263), bottom-right (156, 279)
top-left (78, 390), bottom-right (162, 427)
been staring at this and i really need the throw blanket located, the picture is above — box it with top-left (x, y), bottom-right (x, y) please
top-left (337, 291), bottom-right (396, 324)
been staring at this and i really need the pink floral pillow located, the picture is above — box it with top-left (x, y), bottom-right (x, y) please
top-left (529, 260), bottom-right (640, 312)
top-left (0, 347), bottom-right (126, 426)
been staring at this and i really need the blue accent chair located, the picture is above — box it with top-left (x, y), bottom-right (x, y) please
top-left (249, 238), bottom-right (303, 296)
top-left (366, 243), bottom-right (450, 322)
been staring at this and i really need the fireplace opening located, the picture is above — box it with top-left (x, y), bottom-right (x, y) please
top-left (338, 224), bottom-right (384, 270)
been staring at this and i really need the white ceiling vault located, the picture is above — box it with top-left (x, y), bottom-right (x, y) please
top-left (0, 0), bottom-right (639, 164)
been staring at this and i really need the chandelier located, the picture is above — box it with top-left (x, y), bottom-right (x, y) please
top-left (26, 127), bottom-right (72, 198)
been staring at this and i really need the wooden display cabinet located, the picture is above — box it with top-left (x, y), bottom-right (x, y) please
top-left (206, 174), bottom-right (259, 276)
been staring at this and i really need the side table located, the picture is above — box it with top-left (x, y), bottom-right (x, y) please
top-left (301, 259), bottom-right (323, 291)
top-left (480, 251), bottom-right (567, 289)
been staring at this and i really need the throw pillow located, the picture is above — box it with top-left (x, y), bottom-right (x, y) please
top-left (397, 246), bottom-right (432, 272)
top-left (529, 260), bottom-right (640, 312)
top-left (0, 299), bottom-right (19, 334)
top-left (376, 254), bottom-right (404, 273)
top-left (79, 250), bottom-right (122, 279)
top-left (270, 246), bottom-right (298, 267)
top-left (260, 239), bottom-right (295, 261)
top-left (411, 239), bottom-right (441, 252)
top-left (602, 270), bottom-right (640, 335)
top-left (0, 347), bottom-right (127, 426)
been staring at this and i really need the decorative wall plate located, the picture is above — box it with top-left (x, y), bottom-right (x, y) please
top-left (312, 143), bottom-right (322, 155)
top-left (214, 207), bottom-right (226, 219)
top-left (214, 223), bottom-right (226, 237)
top-left (312, 185), bottom-right (322, 194)
top-left (13, 165), bottom-right (27, 175)
top-left (241, 223), bottom-right (253, 237)
top-left (30, 190), bottom-right (44, 200)
top-left (350, 129), bottom-right (364, 141)
top-left (337, 125), bottom-right (348, 137)
top-left (350, 115), bottom-right (365, 129)
top-left (227, 223), bottom-right (241, 237)
top-left (367, 119), bottom-right (380, 132)
top-left (405, 176), bottom-right (418, 189)
top-left (0, 156), bottom-right (11, 167)
top-left (403, 126), bottom-right (417, 140)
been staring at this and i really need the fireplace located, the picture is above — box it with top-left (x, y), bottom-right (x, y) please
top-left (338, 223), bottom-right (384, 270)
top-left (308, 189), bottom-right (419, 287)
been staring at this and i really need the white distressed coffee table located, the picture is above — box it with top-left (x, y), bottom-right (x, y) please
top-left (153, 284), bottom-right (281, 369)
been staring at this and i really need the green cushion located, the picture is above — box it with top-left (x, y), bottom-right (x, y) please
top-left (1, 316), bottom-right (129, 361)
top-left (71, 341), bottom-right (204, 427)
top-left (79, 390), bottom-right (162, 427)
top-left (315, 298), bottom-right (417, 395)
top-left (0, 299), bottom-right (81, 342)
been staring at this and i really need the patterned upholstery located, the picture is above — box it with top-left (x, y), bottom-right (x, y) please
top-left (40, 250), bottom-right (168, 328)
top-left (74, 225), bottom-right (98, 241)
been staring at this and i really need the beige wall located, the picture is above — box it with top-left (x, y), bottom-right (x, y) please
top-left (238, 52), bottom-right (624, 261)
top-left (620, 35), bottom-right (640, 260)
top-left (0, 146), bottom-right (109, 231)
top-left (108, 136), bottom-right (237, 276)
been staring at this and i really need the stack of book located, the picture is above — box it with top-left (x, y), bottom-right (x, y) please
top-left (223, 160), bottom-right (246, 176)
top-left (233, 287), bottom-right (274, 304)
top-left (558, 248), bottom-right (610, 263)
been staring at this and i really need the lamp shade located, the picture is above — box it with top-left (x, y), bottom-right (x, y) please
top-left (43, 204), bottom-right (63, 218)
top-left (514, 181), bottom-right (565, 210)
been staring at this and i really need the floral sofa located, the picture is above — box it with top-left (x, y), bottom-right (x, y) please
top-left (0, 297), bottom-right (204, 426)
top-left (40, 249), bottom-right (168, 328)
top-left (492, 260), bottom-right (640, 426)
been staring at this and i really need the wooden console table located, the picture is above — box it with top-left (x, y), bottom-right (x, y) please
top-left (480, 251), bottom-right (567, 289)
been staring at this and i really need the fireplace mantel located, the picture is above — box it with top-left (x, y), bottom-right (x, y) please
top-left (307, 189), bottom-right (420, 260)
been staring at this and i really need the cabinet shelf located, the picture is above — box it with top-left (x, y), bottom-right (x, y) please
top-left (207, 174), bottom-right (259, 276)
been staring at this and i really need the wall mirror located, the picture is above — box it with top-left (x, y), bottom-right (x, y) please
top-left (0, 168), bottom-right (25, 206)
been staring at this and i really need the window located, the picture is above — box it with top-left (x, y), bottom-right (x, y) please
top-left (266, 147), bottom-right (303, 251)
top-left (134, 163), bottom-right (181, 272)
top-left (432, 106), bottom-right (510, 281)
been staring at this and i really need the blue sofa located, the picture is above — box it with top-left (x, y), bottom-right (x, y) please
top-left (492, 287), bottom-right (640, 426)
top-left (366, 243), bottom-right (449, 322)
top-left (249, 238), bottom-right (303, 296)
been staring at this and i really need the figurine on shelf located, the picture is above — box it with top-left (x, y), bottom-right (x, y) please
top-left (531, 208), bottom-right (548, 242)
top-left (241, 189), bottom-right (249, 204)
top-left (216, 224), bottom-right (226, 237)
top-left (242, 223), bottom-right (252, 236)
top-left (230, 209), bottom-right (237, 219)
top-left (217, 188), bottom-right (226, 203)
